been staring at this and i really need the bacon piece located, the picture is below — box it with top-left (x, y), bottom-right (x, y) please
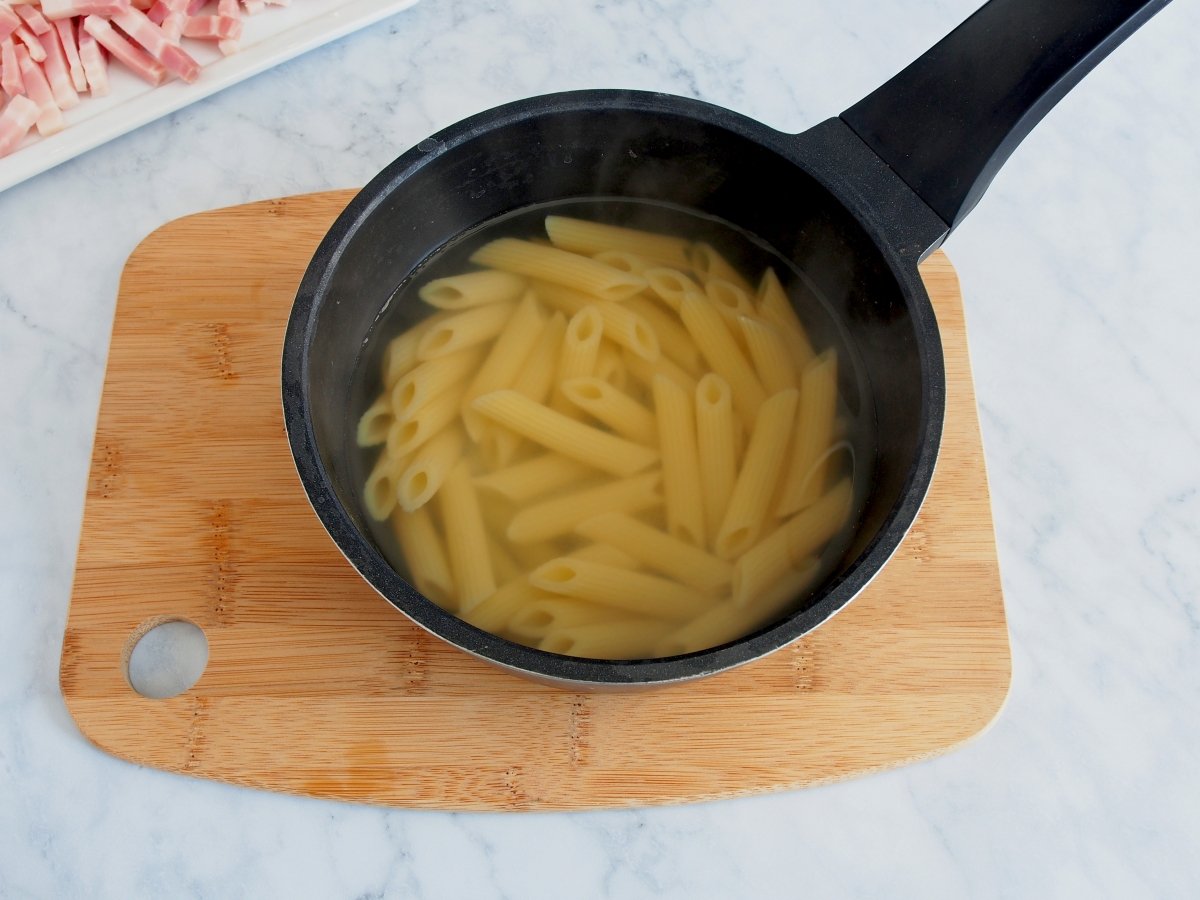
top-left (0, 4), bottom-right (20, 42)
top-left (159, 0), bottom-right (189, 43)
top-left (0, 92), bottom-right (39, 155)
top-left (186, 0), bottom-right (206, 11)
top-left (76, 27), bottom-right (107, 95)
top-left (81, 15), bottom-right (165, 86)
top-left (217, 0), bottom-right (239, 55)
top-left (38, 27), bottom-right (79, 109)
top-left (14, 25), bottom-right (45, 61)
top-left (147, 0), bottom-right (167, 25)
top-left (110, 7), bottom-right (199, 82)
top-left (15, 5), bottom-right (52, 35)
top-left (15, 43), bottom-right (64, 135)
top-left (241, 0), bottom-right (264, 13)
top-left (183, 15), bottom-right (242, 41)
top-left (40, 0), bottom-right (133, 20)
top-left (54, 19), bottom-right (87, 92)
top-left (1, 38), bottom-right (23, 95)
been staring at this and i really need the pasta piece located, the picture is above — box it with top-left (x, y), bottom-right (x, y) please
top-left (757, 268), bottom-right (816, 369)
top-left (620, 295), bottom-right (704, 375)
top-left (688, 242), bottom-right (753, 293)
top-left (695, 374), bottom-right (738, 546)
top-left (558, 306), bottom-right (603, 381)
top-left (473, 452), bottom-right (597, 503)
top-left (738, 316), bottom-right (798, 393)
top-left (531, 557), bottom-right (716, 619)
top-left (714, 388), bottom-right (799, 559)
top-left (560, 377), bottom-right (657, 444)
top-left (533, 281), bottom-right (660, 361)
top-left (733, 478), bottom-right (852, 605)
top-left (545, 216), bottom-right (691, 269)
top-left (382, 313), bottom-right (446, 388)
top-left (363, 450), bottom-right (408, 521)
top-left (488, 533), bottom-right (523, 585)
top-left (506, 473), bottom-right (661, 542)
top-left (437, 460), bottom-right (495, 612)
top-left (679, 291), bottom-right (766, 426)
top-left (460, 292), bottom-right (545, 439)
top-left (776, 350), bottom-right (839, 516)
top-left (594, 343), bottom-right (627, 390)
top-left (508, 539), bottom-right (564, 572)
top-left (508, 598), bottom-right (633, 642)
top-left (419, 270), bottom-right (526, 309)
top-left (593, 249), bottom-right (653, 274)
top-left (388, 382), bottom-right (466, 458)
top-left (391, 506), bottom-right (455, 607)
top-left (569, 543), bottom-right (639, 568)
top-left (356, 394), bottom-right (392, 447)
top-left (576, 512), bottom-right (732, 592)
top-left (390, 346), bottom-right (481, 418)
top-left (705, 278), bottom-right (755, 342)
top-left (471, 238), bottom-right (646, 301)
top-left (539, 620), bottom-right (678, 660)
top-left (461, 577), bottom-right (550, 634)
top-left (653, 375), bottom-right (706, 547)
top-left (471, 390), bottom-right (659, 477)
top-left (655, 559), bottom-right (820, 656)
top-left (643, 267), bottom-right (702, 311)
top-left (396, 425), bottom-right (465, 512)
top-left (416, 299), bottom-right (516, 360)
top-left (622, 349), bottom-right (698, 396)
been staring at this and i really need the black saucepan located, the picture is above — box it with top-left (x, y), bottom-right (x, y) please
top-left (282, 0), bottom-right (1168, 687)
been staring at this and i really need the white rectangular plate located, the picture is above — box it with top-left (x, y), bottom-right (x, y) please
top-left (0, 0), bottom-right (419, 192)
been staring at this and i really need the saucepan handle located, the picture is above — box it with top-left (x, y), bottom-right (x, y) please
top-left (841, 0), bottom-right (1170, 235)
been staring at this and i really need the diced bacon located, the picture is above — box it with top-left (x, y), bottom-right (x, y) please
top-left (54, 19), bottom-right (87, 93)
top-left (82, 15), bottom-right (165, 85)
top-left (15, 25), bottom-right (46, 61)
top-left (1, 38), bottom-right (23, 95)
top-left (146, 0), bottom-right (166, 25)
top-left (0, 92), bottom-right (39, 155)
top-left (241, 0), bottom-right (264, 14)
top-left (76, 27), bottom-right (107, 95)
top-left (40, 0), bottom-right (133, 21)
top-left (0, 4), bottom-right (21, 43)
top-left (216, 0), bottom-right (239, 55)
top-left (15, 5), bottom-right (52, 36)
top-left (38, 25), bottom-right (79, 109)
top-left (15, 43), bottom-right (64, 136)
top-left (110, 7), bottom-right (199, 82)
top-left (183, 15), bottom-right (241, 41)
top-left (186, 0), bottom-right (206, 12)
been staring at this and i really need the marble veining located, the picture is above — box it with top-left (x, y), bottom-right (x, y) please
top-left (2, 0), bottom-right (1198, 896)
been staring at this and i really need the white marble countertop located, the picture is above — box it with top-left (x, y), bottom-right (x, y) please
top-left (3, 0), bottom-right (1198, 896)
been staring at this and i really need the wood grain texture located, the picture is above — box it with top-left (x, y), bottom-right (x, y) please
top-left (61, 191), bottom-right (1010, 810)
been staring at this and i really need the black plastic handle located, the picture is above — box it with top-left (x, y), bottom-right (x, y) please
top-left (841, 0), bottom-right (1170, 234)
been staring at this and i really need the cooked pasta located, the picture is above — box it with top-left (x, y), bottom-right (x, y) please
top-left (359, 207), bottom-right (860, 660)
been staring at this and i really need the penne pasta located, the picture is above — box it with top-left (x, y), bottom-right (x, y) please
top-left (715, 388), bottom-right (799, 559)
top-left (437, 460), bottom-right (496, 612)
top-left (545, 216), bottom-right (692, 269)
top-left (471, 389), bottom-right (659, 477)
top-left (622, 348), bottom-right (699, 396)
top-left (560, 377), bottom-right (658, 445)
top-left (569, 543), bottom-right (640, 568)
top-left (391, 346), bottom-right (482, 419)
top-left (733, 478), bottom-right (852, 605)
top-left (460, 577), bottom-right (551, 634)
top-left (538, 620), bottom-right (678, 660)
top-left (472, 238), bottom-right (647, 301)
top-left (506, 472), bottom-right (661, 543)
top-left (594, 343), bottom-right (628, 390)
top-left (474, 452), bottom-right (598, 503)
top-left (356, 395), bottom-right (392, 447)
top-left (460, 292), bottom-right (545, 440)
top-left (417, 300), bottom-right (516, 361)
top-left (776, 349), bottom-right (839, 516)
top-left (679, 291), bottom-right (766, 426)
top-left (620, 294), bottom-right (705, 375)
top-left (738, 315), bottom-right (798, 393)
top-left (652, 375), bottom-right (707, 547)
top-left (363, 449), bottom-right (409, 521)
top-left (508, 597), bottom-right (633, 642)
top-left (757, 268), bottom-right (816, 369)
top-left (643, 267), bottom-right (702, 311)
top-left (593, 249), bottom-right (654, 274)
top-left (688, 242), bottom-right (753, 293)
top-left (488, 532), bottom-right (524, 585)
top-left (576, 512), bottom-right (732, 592)
top-left (382, 313), bottom-right (448, 388)
top-left (530, 557), bottom-right (717, 620)
top-left (419, 270), bottom-right (527, 309)
top-left (508, 539), bottom-right (564, 572)
top-left (558, 306), bottom-right (603, 382)
top-left (533, 281), bottom-right (660, 361)
top-left (396, 425), bottom-right (465, 512)
top-left (391, 505), bottom-right (456, 608)
top-left (695, 374), bottom-right (738, 547)
top-left (705, 278), bottom-right (755, 342)
top-left (388, 382), bottom-right (467, 458)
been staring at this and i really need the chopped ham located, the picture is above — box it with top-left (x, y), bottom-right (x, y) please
top-left (0, 4), bottom-right (21, 42)
top-left (110, 7), bottom-right (199, 82)
top-left (15, 5), bottom-right (53, 36)
top-left (183, 15), bottom-right (241, 42)
top-left (14, 25), bottom-right (46, 62)
top-left (15, 43), bottom-right (64, 136)
top-left (0, 92), bottom-right (39, 154)
top-left (76, 27), bottom-right (107, 95)
top-left (82, 15), bottom-right (165, 85)
top-left (54, 19), bottom-right (87, 93)
top-left (41, 0), bottom-right (133, 21)
top-left (1, 38), bottom-right (23, 96)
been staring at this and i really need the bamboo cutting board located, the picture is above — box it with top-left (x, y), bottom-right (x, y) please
top-left (61, 191), bottom-right (1010, 810)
